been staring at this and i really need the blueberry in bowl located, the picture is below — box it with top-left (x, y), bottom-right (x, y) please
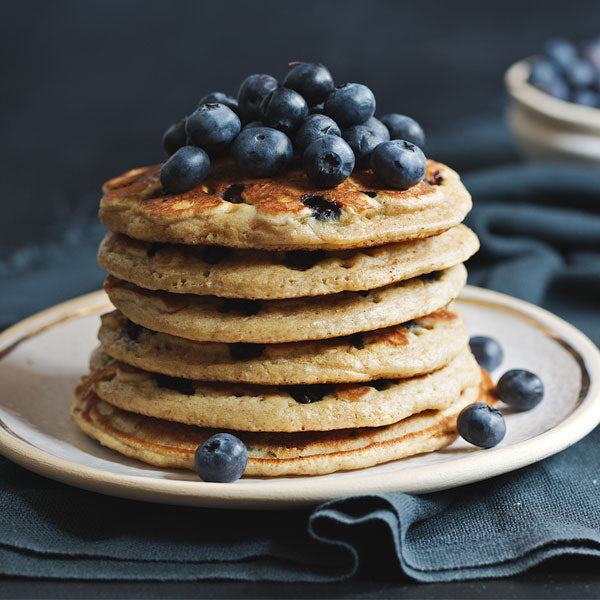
top-left (505, 34), bottom-right (600, 164)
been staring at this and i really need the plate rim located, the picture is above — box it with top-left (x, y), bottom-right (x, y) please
top-left (0, 286), bottom-right (599, 509)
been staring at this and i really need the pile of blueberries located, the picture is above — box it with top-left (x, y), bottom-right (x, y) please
top-left (160, 62), bottom-right (427, 195)
top-left (194, 336), bottom-right (545, 483)
top-left (528, 36), bottom-right (600, 108)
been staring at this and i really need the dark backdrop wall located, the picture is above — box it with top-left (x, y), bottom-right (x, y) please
top-left (1, 0), bottom-right (598, 259)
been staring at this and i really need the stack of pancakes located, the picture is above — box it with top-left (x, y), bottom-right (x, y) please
top-left (72, 158), bottom-right (493, 476)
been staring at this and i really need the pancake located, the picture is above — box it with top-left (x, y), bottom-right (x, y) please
top-left (103, 263), bottom-right (467, 343)
top-left (87, 347), bottom-right (481, 432)
top-left (98, 305), bottom-right (469, 384)
top-left (97, 225), bottom-right (479, 299)
top-left (71, 370), bottom-right (495, 476)
top-left (98, 158), bottom-right (472, 251)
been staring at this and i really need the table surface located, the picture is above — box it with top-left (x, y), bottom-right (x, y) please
top-left (2, 557), bottom-right (600, 599)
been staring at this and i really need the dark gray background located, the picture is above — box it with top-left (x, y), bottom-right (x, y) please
top-left (1, 0), bottom-right (599, 259)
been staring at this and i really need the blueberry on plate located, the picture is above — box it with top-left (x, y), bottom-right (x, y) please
top-left (342, 124), bottom-right (385, 168)
top-left (161, 118), bottom-right (187, 156)
top-left (303, 135), bottom-right (355, 188)
top-left (469, 336), bottom-right (503, 372)
top-left (283, 62), bottom-right (335, 106)
top-left (370, 140), bottom-right (426, 189)
top-left (237, 74), bottom-right (279, 123)
top-left (457, 403), bottom-right (506, 448)
top-left (194, 433), bottom-right (248, 483)
top-left (544, 37), bottom-right (578, 71)
top-left (380, 114), bottom-right (425, 148)
top-left (160, 146), bottom-right (210, 194)
top-left (198, 92), bottom-right (239, 114)
top-left (295, 114), bottom-right (341, 153)
top-left (260, 87), bottom-right (309, 135)
top-left (364, 116), bottom-right (390, 141)
top-left (496, 369), bottom-right (544, 411)
top-left (186, 103), bottom-right (241, 156)
top-left (231, 126), bottom-right (293, 177)
top-left (323, 83), bottom-right (376, 128)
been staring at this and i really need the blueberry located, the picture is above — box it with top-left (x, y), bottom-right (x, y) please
top-left (231, 126), bottom-right (293, 177)
top-left (528, 58), bottom-right (560, 88)
top-left (219, 298), bottom-right (262, 316)
top-left (457, 403), bottom-right (506, 448)
top-left (284, 249), bottom-right (327, 270)
top-left (469, 336), bottom-right (503, 372)
top-left (243, 120), bottom-right (263, 129)
top-left (364, 116), bottom-right (390, 141)
top-left (260, 87), bottom-right (308, 135)
top-left (295, 114), bottom-right (341, 153)
top-left (496, 369), bottom-right (544, 411)
top-left (194, 433), bottom-right (248, 483)
top-left (309, 103), bottom-right (325, 115)
top-left (186, 103), bottom-right (241, 156)
top-left (123, 318), bottom-right (143, 341)
top-left (565, 59), bottom-right (597, 88)
top-left (303, 136), bottom-right (355, 188)
top-left (162, 118), bottom-right (187, 156)
top-left (370, 140), bottom-right (426, 190)
top-left (544, 37), bottom-right (578, 71)
top-left (380, 114), bottom-right (425, 147)
top-left (283, 62), bottom-right (334, 106)
top-left (286, 384), bottom-right (333, 404)
top-left (301, 194), bottom-right (342, 221)
top-left (237, 74), bottom-right (279, 123)
top-left (202, 246), bottom-right (233, 264)
top-left (154, 374), bottom-right (195, 396)
top-left (342, 125), bottom-right (385, 168)
top-left (537, 77), bottom-right (570, 101)
top-left (323, 83), bottom-right (376, 128)
top-left (159, 146), bottom-right (210, 194)
top-left (198, 92), bottom-right (239, 114)
top-left (583, 37), bottom-right (600, 70)
top-left (228, 343), bottom-right (266, 361)
top-left (572, 89), bottom-right (600, 107)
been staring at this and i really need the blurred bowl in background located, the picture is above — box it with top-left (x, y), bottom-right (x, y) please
top-left (505, 59), bottom-right (600, 164)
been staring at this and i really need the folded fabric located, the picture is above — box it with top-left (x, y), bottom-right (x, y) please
top-left (1, 122), bottom-right (600, 582)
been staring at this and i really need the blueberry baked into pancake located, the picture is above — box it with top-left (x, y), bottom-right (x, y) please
top-left (73, 61), bottom-right (495, 482)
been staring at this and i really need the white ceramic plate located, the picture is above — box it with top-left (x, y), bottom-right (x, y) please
top-left (0, 287), bottom-right (599, 509)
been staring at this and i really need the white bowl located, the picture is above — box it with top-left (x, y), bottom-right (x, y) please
top-left (504, 58), bottom-right (600, 164)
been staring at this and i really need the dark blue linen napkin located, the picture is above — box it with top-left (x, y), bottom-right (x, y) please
top-left (1, 125), bottom-right (600, 581)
